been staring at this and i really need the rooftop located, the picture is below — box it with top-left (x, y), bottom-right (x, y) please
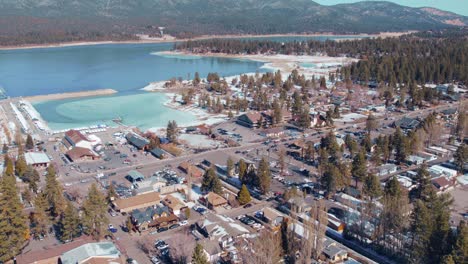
top-left (24, 152), bottom-right (50, 165)
top-left (60, 242), bottom-right (121, 264)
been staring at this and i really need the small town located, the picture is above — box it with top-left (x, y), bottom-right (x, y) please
top-left (0, 2), bottom-right (467, 263)
top-left (0, 45), bottom-right (466, 263)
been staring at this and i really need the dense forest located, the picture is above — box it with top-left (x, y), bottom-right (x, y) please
top-left (175, 29), bottom-right (468, 85)
top-left (0, 0), bottom-right (467, 46)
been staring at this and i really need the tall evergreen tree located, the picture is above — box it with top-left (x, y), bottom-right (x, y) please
top-left (82, 183), bottom-right (108, 240)
top-left (453, 143), bottom-right (467, 173)
top-left (59, 200), bottom-right (80, 242)
top-left (44, 165), bottom-right (66, 217)
top-left (226, 157), bottom-right (234, 177)
top-left (257, 157), bottom-right (271, 194)
top-left (362, 173), bottom-right (382, 200)
top-left (0, 161), bottom-right (28, 262)
top-left (30, 193), bottom-right (50, 239)
top-left (25, 134), bottom-right (34, 150)
top-left (237, 184), bottom-right (251, 205)
top-left (191, 243), bottom-right (209, 264)
top-left (351, 150), bottom-right (367, 186)
top-left (238, 159), bottom-right (247, 182)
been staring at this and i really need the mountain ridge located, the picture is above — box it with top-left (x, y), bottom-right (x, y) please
top-left (0, 0), bottom-right (466, 45)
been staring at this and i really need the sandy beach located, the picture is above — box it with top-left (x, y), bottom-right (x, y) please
top-left (0, 32), bottom-right (411, 51)
top-left (155, 51), bottom-right (357, 81)
top-left (24, 89), bottom-right (118, 102)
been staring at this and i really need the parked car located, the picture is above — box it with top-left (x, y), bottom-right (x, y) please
top-left (179, 220), bottom-right (188, 226)
top-left (243, 203), bottom-right (252, 208)
top-left (108, 224), bottom-right (117, 233)
top-left (157, 227), bottom-right (168, 233)
top-left (169, 224), bottom-right (180, 229)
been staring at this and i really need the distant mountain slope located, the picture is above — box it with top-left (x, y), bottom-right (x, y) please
top-left (0, 0), bottom-right (466, 45)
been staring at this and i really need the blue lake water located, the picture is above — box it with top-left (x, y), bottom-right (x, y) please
top-left (0, 35), bottom-right (365, 130)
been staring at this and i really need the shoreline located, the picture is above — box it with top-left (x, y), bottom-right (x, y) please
top-left (0, 32), bottom-right (411, 51)
top-left (24, 89), bottom-right (118, 103)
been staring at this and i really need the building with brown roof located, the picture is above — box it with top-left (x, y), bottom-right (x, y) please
top-left (63, 130), bottom-right (93, 150)
top-left (179, 161), bottom-right (203, 178)
top-left (205, 192), bottom-right (228, 210)
top-left (236, 112), bottom-right (268, 128)
top-left (66, 147), bottom-right (100, 162)
top-left (161, 194), bottom-right (187, 216)
top-left (15, 236), bottom-right (94, 264)
top-left (113, 192), bottom-right (160, 213)
top-left (149, 213), bottom-right (179, 229)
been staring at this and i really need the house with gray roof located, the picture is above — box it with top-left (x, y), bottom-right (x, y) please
top-left (126, 132), bottom-right (150, 150)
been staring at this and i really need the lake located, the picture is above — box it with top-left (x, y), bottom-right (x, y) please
top-left (0, 35), bottom-right (364, 130)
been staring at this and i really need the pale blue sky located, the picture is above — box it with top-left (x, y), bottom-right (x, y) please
top-left (313, 0), bottom-right (468, 16)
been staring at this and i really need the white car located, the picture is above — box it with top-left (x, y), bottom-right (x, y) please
top-left (179, 220), bottom-right (188, 226)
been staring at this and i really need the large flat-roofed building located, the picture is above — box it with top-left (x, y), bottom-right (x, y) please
top-left (60, 242), bottom-right (124, 264)
top-left (113, 192), bottom-right (160, 213)
top-left (24, 152), bottom-right (51, 168)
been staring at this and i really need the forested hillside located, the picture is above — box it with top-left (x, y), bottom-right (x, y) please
top-left (0, 0), bottom-right (467, 46)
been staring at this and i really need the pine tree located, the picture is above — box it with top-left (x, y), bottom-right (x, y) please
top-left (226, 157), bottom-right (234, 177)
top-left (365, 113), bottom-right (378, 134)
top-left (211, 175), bottom-right (223, 196)
top-left (15, 154), bottom-right (28, 178)
top-left (0, 164), bottom-right (28, 262)
top-left (166, 120), bottom-right (179, 143)
top-left (106, 184), bottom-right (117, 204)
top-left (44, 165), bottom-right (66, 217)
top-left (30, 193), bottom-right (50, 239)
top-left (451, 220), bottom-right (467, 264)
top-left (238, 159), bottom-right (247, 182)
top-left (453, 144), bottom-right (467, 173)
top-left (192, 243), bottom-right (209, 264)
top-left (25, 134), bottom-right (34, 150)
top-left (362, 173), bottom-right (382, 200)
top-left (351, 150), bottom-right (367, 186)
top-left (237, 184), bottom-right (251, 205)
top-left (257, 157), bottom-right (271, 195)
top-left (82, 183), bottom-right (108, 240)
top-left (59, 200), bottom-right (80, 242)
top-left (394, 128), bottom-right (409, 164)
top-left (321, 164), bottom-right (340, 197)
top-left (201, 167), bottom-right (216, 193)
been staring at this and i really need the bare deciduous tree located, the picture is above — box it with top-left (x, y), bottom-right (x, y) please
top-left (171, 233), bottom-right (196, 264)
top-left (239, 230), bottom-right (282, 264)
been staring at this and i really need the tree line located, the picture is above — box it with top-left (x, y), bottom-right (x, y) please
top-left (175, 29), bottom-right (468, 85)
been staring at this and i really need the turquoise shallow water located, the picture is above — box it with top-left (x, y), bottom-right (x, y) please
top-left (33, 92), bottom-right (196, 131)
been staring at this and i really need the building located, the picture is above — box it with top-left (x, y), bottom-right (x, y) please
top-left (259, 127), bottom-right (285, 138)
top-left (24, 152), bottom-right (51, 168)
top-left (66, 147), bottom-right (99, 162)
top-left (15, 237), bottom-right (94, 264)
top-left (322, 240), bottom-right (349, 263)
top-left (149, 213), bottom-right (179, 229)
top-left (260, 207), bottom-right (284, 231)
top-left (62, 130), bottom-right (93, 150)
top-left (205, 192), bottom-right (228, 210)
top-left (407, 155), bottom-right (425, 165)
top-left (126, 170), bottom-right (145, 183)
top-left (60, 242), bottom-right (124, 264)
top-left (377, 164), bottom-right (398, 177)
top-left (432, 176), bottom-right (455, 193)
top-left (179, 161), bottom-right (203, 178)
top-left (150, 148), bottom-right (166, 159)
top-left (125, 132), bottom-right (150, 150)
top-left (161, 194), bottom-right (186, 216)
top-left (131, 205), bottom-right (176, 231)
top-left (113, 192), bottom-right (160, 213)
top-left (236, 112), bottom-right (272, 128)
top-left (429, 165), bottom-right (458, 179)
top-left (394, 117), bottom-right (420, 130)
